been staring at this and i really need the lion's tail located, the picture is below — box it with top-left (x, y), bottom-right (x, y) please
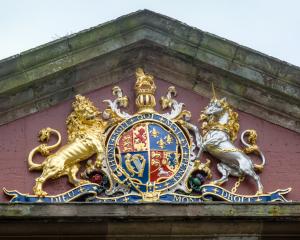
top-left (241, 129), bottom-right (266, 173)
top-left (28, 146), bottom-right (44, 171)
top-left (28, 128), bottom-right (61, 171)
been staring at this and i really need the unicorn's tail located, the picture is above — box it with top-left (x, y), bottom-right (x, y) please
top-left (241, 129), bottom-right (265, 172)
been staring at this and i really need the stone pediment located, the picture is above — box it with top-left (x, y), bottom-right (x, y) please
top-left (0, 9), bottom-right (299, 132)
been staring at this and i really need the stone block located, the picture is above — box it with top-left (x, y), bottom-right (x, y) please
top-left (200, 33), bottom-right (237, 59)
top-left (234, 47), bottom-right (282, 77)
top-left (0, 55), bottom-right (21, 78)
top-left (20, 40), bottom-right (71, 70)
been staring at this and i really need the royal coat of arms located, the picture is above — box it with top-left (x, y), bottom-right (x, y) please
top-left (4, 68), bottom-right (291, 203)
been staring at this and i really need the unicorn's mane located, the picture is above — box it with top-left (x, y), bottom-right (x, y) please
top-left (200, 99), bottom-right (240, 141)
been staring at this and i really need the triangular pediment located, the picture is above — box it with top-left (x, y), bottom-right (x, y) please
top-left (0, 10), bottom-right (299, 132)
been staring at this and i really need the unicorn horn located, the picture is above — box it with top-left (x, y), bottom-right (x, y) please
top-left (211, 82), bottom-right (217, 99)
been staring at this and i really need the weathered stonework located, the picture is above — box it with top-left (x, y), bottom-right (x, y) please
top-left (0, 203), bottom-right (300, 239)
top-left (0, 10), bottom-right (299, 132)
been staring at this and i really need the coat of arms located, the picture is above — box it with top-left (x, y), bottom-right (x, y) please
top-left (4, 68), bottom-right (291, 203)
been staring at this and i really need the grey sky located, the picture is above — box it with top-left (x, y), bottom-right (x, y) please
top-left (1, 0), bottom-right (300, 66)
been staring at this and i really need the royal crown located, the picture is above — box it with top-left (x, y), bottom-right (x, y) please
top-left (135, 68), bottom-right (157, 113)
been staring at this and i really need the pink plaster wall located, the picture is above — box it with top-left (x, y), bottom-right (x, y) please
top-left (0, 77), bottom-right (299, 201)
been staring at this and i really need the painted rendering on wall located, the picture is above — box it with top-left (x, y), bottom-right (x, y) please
top-left (3, 68), bottom-right (292, 203)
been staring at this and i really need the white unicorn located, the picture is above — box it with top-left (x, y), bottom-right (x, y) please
top-left (199, 85), bottom-right (266, 194)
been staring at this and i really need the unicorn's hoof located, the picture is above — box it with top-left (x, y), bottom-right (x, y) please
top-left (255, 190), bottom-right (263, 195)
top-left (210, 181), bottom-right (223, 186)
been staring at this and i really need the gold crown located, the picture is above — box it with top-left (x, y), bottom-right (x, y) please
top-left (134, 68), bottom-right (157, 113)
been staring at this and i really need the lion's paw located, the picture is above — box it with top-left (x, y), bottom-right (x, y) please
top-left (35, 190), bottom-right (48, 197)
top-left (79, 180), bottom-right (90, 185)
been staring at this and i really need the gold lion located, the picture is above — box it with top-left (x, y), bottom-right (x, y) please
top-left (28, 95), bottom-right (107, 196)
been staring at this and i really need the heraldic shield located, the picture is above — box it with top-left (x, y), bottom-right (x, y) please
top-left (118, 123), bottom-right (179, 184)
top-left (3, 68), bottom-right (291, 203)
top-left (106, 113), bottom-right (191, 199)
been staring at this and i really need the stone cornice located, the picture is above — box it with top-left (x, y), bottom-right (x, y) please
top-left (1, 202), bottom-right (300, 219)
top-left (0, 10), bottom-right (299, 132)
top-left (0, 203), bottom-right (299, 237)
